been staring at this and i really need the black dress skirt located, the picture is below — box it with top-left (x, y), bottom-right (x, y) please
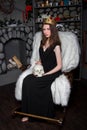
top-left (22, 42), bottom-right (62, 118)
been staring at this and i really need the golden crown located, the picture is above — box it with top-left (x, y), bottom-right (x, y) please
top-left (43, 17), bottom-right (56, 25)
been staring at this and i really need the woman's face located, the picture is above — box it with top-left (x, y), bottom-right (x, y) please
top-left (42, 24), bottom-right (51, 38)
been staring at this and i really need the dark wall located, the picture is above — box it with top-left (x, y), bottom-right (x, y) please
top-left (81, 6), bottom-right (87, 79)
top-left (83, 9), bottom-right (87, 31)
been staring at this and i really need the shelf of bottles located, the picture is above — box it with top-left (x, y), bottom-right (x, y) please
top-left (33, 0), bottom-right (82, 39)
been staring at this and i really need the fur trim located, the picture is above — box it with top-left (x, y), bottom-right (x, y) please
top-left (59, 31), bottom-right (80, 72)
top-left (51, 74), bottom-right (71, 106)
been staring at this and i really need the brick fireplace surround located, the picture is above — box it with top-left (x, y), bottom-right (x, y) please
top-left (0, 24), bottom-right (33, 86)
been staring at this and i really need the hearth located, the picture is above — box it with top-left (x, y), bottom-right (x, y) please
top-left (0, 24), bottom-right (33, 86)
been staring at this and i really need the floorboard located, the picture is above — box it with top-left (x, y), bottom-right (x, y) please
top-left (0, 79), bottom-right (87, 130)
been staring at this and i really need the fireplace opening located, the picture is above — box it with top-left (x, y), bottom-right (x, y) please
top-left (5, 38), bottom-right (27, 70)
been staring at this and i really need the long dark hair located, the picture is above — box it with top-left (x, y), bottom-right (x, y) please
top-left (41, 23), bottom-right (61, 47)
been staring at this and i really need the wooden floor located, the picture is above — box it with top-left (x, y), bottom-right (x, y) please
top-left (0, 79), bottom-right (87, 130)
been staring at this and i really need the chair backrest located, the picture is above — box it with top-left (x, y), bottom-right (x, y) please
top-left (30, 31), bottom-right (80, 73)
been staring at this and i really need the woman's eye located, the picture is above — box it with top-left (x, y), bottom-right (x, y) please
top-left (47, 28), bottom-right (50, 30)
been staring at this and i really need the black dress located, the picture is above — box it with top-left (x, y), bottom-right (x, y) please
top-left (22, 42), bottom-right (62, 118)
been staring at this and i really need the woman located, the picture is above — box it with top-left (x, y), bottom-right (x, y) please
top-left (21, 17), bottom-right (62, 122)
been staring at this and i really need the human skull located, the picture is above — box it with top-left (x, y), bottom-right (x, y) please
top-left (33, 64), bottom-right (44, 77)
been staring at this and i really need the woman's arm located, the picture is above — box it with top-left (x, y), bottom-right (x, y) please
top-left (44, 45), bottom-right (62, 75)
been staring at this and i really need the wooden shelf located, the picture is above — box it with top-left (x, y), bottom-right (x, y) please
top-left (34, 4), bottom-right (81, 9)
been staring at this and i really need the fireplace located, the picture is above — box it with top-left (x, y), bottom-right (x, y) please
top-left (0, 25), bottom-right (33, 86)
top-left (5, 39), bottom-right (27, 70)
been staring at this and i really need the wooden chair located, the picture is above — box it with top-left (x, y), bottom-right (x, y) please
top-left (12, 31), bottom-right (80, 125)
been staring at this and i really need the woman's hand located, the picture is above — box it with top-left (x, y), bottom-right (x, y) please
top-left (35, 60), bottom-right (41, 65)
